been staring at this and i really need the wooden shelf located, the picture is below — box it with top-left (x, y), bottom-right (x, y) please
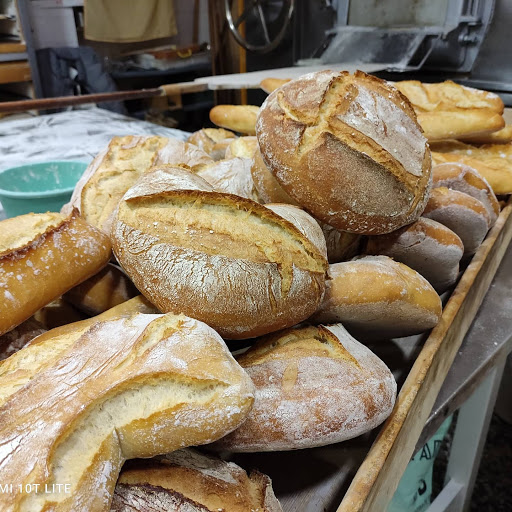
top-left (0, 60), bottom-right (31, 84)
top-left (0, 41), bottom-right (26, 53)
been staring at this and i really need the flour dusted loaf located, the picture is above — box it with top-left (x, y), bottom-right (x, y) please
top-left (257, 70), bottom-right (432, 234)
top-left (210, 105), bottom-right (260, 135)
top-left (432, 162), bottom-right (500, 224)
top-left (187, 128), bottom-right (236, 159)
top-left (423, 187), bottom-right (491, 256)
top-left (311, 256), bottom-right (442, 339)
top-left (113, 449), bottom-right (282, 512)
top-left (225, 136), bottom-right (258, 159)
top-left (66, 135), bottom-right (213, 233)
top-left (0, 312), bottom-right (255, 512)
top-left (213, 323), bottom-right (396, 451)
top-left (0, 210), bottom-right (111, 336)
top-left (112, 167), bottom-right (328, 339)
top-left (365, 218), bottom-right (464, 293)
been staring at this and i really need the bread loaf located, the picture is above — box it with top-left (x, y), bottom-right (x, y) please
top-left (423, 187), bottom-right (490, 256)
top-left (0, 312), bottom-right (255, 512)
top-left (0, 210), bottom-right (111, 336)
top-left (311, 256), bottom-right (442, 339)
top-left (225, 136), bottom-right (258, 159)
top-left (0, 317), bottom-right (46, 361)
top-left (257, 70), bottom-right (432, 234)
top-left (210, 105), bottom-right (260, 135)
top-left (460, 124), bottom-right (512, 145)
top-left (365, 217), bottom-right (464, 293)
top-left (33, 298), bottom-right (87, 329)
top-left (430, 140), bottom-right (512, 194)
top-left (432, 162), bottom-right (500, 224)
top-left (187, 127), bottom-right (236, 158)
top-left (113, 449), bottom-right (282, 512)
top-left (112, 167), bottom-right (328, 339)
top-left (63, 262), bottom-right (139, 316)
top-left (213, 323), bottom-right (396, 451)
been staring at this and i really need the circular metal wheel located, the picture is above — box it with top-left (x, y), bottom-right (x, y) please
top-left (225, 0), bottom-right (295, 54)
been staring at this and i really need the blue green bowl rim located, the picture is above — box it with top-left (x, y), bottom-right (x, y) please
top-left (0, 160), bottom-right (88, 199)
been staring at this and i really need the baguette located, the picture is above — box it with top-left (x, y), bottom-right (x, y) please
top-left (459, 124), bottom-right (512, 145)
top-left (0, 210), bottom-right (111, 335)
top-left (0, 312), bottom-right (255, 512)
top-left (260, 77), bottom-right (291, 93)
top-left (210, 105), bottom-right (260, 135)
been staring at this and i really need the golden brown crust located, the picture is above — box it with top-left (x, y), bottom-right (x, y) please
top-left (187, 128), bottom-right (236, 154)
top-left (459, 124), bottom-right (512, 145)
top-left (260, 78), bottom-right (291, 94)
top-left (213, 323), bottom-right (396, 451)
top-left (0, 210), bottom-right (111, 336)
top-left (225, 136), bottom-right (258, 159)
top-left (209, 105), bottom-right (260, 135)
top-left (0, 312), bottom-right (255, 512)
top-left (257, 70), bottom-right (432, 234)
top-left (311, 256), bottom-right (442, 339)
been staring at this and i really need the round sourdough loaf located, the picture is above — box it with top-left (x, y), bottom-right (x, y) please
top-left (432, 162), bottom-right (499, 225)
top-left (311, 256), bottom-right (442, 339)
top-left (423, 187), bottom-right (491, 256)
top-left (256, 70), bottom-right (432, 234)
top-left (365, 217), bottom-right (464, 293)
top-left (112, 168), bottom-right (328, 339)
top-left (212, 323), bottom-right (396, 451)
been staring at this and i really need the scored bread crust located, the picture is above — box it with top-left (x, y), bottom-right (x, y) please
top-left (113, 449), bottom-right (282, 512)
top-left (0, 312), bottom-right (255, 512)
top-left (112, 169), bottom-right (328, 339)
top-left (365, 217), bottom-right (464, 293)
top-left (212, 323), bottom-right (396, 451)
top-left (311, 256), bottom-right (442, 339)
top-left (0, 210), bottom-right (111, 336)
top-left (256, 70), bottom-right (432, 235)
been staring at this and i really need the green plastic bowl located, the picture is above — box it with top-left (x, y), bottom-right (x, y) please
top-left (0, 161), bottom-right (88, 218)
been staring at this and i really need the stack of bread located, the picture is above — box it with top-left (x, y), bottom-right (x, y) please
top-left (0, 69), bottom-right (506, 511)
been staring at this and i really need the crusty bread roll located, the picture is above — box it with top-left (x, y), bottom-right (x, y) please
top-left (113, 449), bottom-right (282, 512)
top-left (311, 256), bottom-right (442, 339)
top-left (365, 217), bottom-right (464, 293)
top-left (67, 136), bottom-right (213, 233)
top-left (423, 187), bottom-right (490, 256)
top-left (187, 127), bottom-right (236, 157)
top-left (213, 323), bottom-right (396, 451)
top-left (431, 140), bottom-right (512, 194)
top-left (0, 312), bottom-right (254, 512)
top-left (112, 167), bottom-right (328, 340)
top-left (197, 157), bottom-right (261, 202)
top-left (225, 136), bottom-right (258, 159)
top-left (459, 124), bottom-right (512, 145)
top-left (0, 210), bottom-right (111, 336)
top-left (210, 105), bottom-right (260, 135)
top-left (260, 77), bottom-right (291, 94)
top-left (432, 162), bottom-right (500, 224)
top-left (257, 70), bottom-right (432, 234)
top-left (0, 317), bottom-right (46, 361)
top-left (63, 262), bottom-right (139, 316)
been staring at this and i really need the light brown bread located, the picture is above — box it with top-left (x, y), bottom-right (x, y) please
top-left (260, 77), bottom-right (291, 93)
top-left (187, 127), bottom-right (236, 157)
top-left (365, 217), bottom-right (464, 293)
top-left (112, 168), bottom-right (328, 339)
top-left (423, 187), bottom-right (490, 256)
top-left (0, 312), bottom-right (255, 512)
top-left (113, 449), bottom-right (282, 512)
top-left (210, 105), bottom-right (260, 135)
top-left (213, 323), bottom-right (396, 451)
top-left (63, 262), bottom-right (139, 316)
top-left (311, 256), bottom-right (442, 339)
top-left (257, 70), bottom-right (432, 234)
top-left (321, 223), bottom-right (361, 263)
top-left (431, 140), bottom-right (512, 194)
top-left (460, 124), bottom-right (512, 144)
top-left (0, 210), bottom-right (111, 336)
top-left (432, 162), bottom-right (500, 224)
top-left (225, 136), bottom-right (258, 159)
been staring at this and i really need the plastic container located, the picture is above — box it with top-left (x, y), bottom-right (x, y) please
top-left (0, 161), bottom-right (87, 218)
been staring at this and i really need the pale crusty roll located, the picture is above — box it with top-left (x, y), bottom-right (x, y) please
top-left (431, 140), bottom-right (512, 194)
top-left (0, 210), bottom-right (111, 336)
top-left (112, 167), bottom-right (328, 340)
top-left (225, 136), bottom-right (258, 159)
top-left (257, 70), bottom-right (432, 234)
top-left (67, 136), bottom-right (213, 233)
top-left (210, 105), bottom-right (260, 135)
top-left (423, 187), bottom-right (490, 256)
top-left (0, 312), bottom-right (255, 512)
top-left (432, 162), bottom-right (500, 224)
top-left (63, 262), bottom-right (139, 316)
top-left (365, 218), bottom-right (464, 293)
top-left (187, 127), bottom-right (236, 158)
top-left (311, 256), bottom-right (442, 339)
top-left (197, 157), bottom-right (261, 202)
top-left (213, 323), bottom-right (396, 451)
top-left (113, 449), bottom-right (282, 512)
